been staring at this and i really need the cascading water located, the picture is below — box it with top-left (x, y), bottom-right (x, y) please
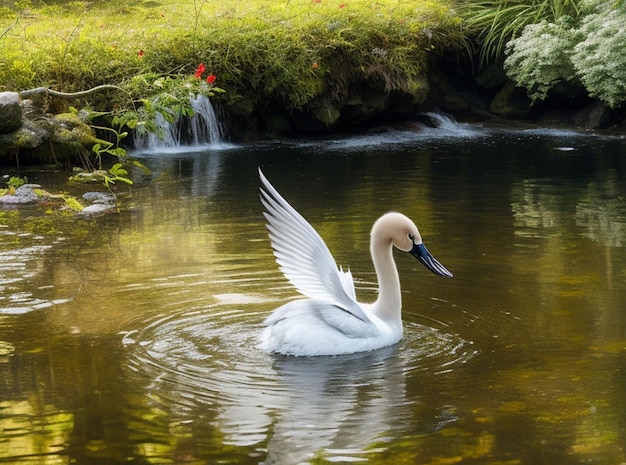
top-left (134, 94), bottom-right (225, 151)
top-left (188, 94), bottom-right (223, 146)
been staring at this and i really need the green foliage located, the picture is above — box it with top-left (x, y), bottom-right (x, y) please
top-left (571, 3), bottom-right (626, 108)
top-left (6, 176), bottom-right (27, 189)
top-left (0, 49), bottom-right (37, 91)
top-left (105, 163), bottom-right (133, 187)
top-left (189, 1), bottom-right (463, 110)
top-left (114, 72), bottom-right (224, 140)
top-left (503, 0), bottom-right (626, 107)
top-left (503, 18), bottom-right (579, 101)
top-left (89, 121), bottom-right (150, 192)
top-left (456, 0), bottom-right (582, 66)
top-left (63, 195), bottom-right (84, 212)
top-left (0, 0), bottom-right (463, 110)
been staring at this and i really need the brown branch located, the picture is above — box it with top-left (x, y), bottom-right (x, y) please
top-left (19, 85), bottom-right (126, 99)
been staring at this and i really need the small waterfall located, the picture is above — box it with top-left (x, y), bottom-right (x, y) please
top-left (419, 112), bottom-right (481, 138)
top-left (134, 94), bottom-right (225, 151)
top-left (421, 112), bottom-right (459, 130)
top-left (188, 94), bottom-right (223, 146)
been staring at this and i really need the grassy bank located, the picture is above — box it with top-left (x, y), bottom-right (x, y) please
top-left (1, 0), bottom-right (464, 115)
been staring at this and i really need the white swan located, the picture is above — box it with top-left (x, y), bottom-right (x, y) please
top-left (259, 169), bottom-right (452, 356)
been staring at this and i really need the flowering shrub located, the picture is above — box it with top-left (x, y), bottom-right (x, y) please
top-left (457, 0), bottom-right (582, 68)
top-left (504, 18), bottom-right (579, 102)
top-left (571, 5), bottom-right (626, 108)
top-left (503, 0), bottom-right (626, 107)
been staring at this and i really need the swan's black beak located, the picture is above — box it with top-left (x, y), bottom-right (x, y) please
top-left (410, 243), bottom-right (453, 278)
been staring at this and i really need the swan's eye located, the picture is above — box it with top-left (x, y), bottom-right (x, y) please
top-left (408, 233), bottom-right (415, 242)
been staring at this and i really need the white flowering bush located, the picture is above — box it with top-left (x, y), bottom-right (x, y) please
top-left (503, 0), bottom-right (626, 107)
top-left (571, 7), bottom-right (626, 108)
top-left (504, 18), bottom-right (579, 102)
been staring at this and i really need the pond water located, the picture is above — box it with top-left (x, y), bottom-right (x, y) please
top-left (1, 120), bottom-right (626, 465)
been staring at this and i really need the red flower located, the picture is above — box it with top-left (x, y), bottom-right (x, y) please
top-left (311, 62), bottom-right (319, 69)
top-left (339, 3), bottom-right (346, 8)
top-left (138, 49), bottom-right (144, 57)
top-left (206, 74), bottom-right (217, 84)
top-left (194, 63), bottom-right (206, 79)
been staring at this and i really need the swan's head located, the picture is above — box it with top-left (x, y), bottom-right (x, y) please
top-left (372, 212), bottom-right (453, 278)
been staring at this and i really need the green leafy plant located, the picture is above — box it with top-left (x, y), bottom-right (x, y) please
top-left (112, 66), bottom-right (224, 142)
top-left (6, 176), bottom-right (27, 189)
top-left (457, 0), bottom-right (582, 66)
top-left (502, 0), bottom-right (626, 107)
top-left (503, 17), bottom-right (579, 101)
top-left (91, 142), bottom-right (132, 186)
top-left (571, 3), bottom-right (626, 108)
top-left (88, 117), bottom-right (151, 194)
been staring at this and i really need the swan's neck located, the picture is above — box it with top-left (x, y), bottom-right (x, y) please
top-left (371, 238), bottom-right (402, 328)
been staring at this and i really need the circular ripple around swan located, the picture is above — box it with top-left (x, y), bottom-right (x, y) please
top-left (123, 296), bottom-right (477, 456)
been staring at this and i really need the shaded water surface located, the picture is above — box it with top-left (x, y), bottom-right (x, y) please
top-left (1, 123), bottom-right (626, 464)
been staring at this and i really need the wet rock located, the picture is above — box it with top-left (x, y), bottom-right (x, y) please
top-left (0, 109), bottom-right (107, 161)
top-left (0, 92), bottom-right (23, 134)
top-left (20, 98), bottom-right (41, 120)
top-left (79, 203), bottom-right (117, 216)
top-left (50, 112), bottom-right (101, 155)
top-left (475, 65), bottom-right (508, 91)
top-left (68, 170), bottom-right (108, 184)
top-left (0, 184), bottom-right (42, 204)
top-left (82, 191), bottom-right (116, 204)
top-left (572, 101), bottom-right (613, 129)
top-left (78, 191), bottom-right (117, 217)
top-left (0, 115), bottom-right (52, 155)
top-left (490, 81), bottom-right (533, 118)
top-left (310, 98), bottom-right (341, 127)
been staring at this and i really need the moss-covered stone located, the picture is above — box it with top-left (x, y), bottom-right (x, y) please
top-left (310, 98), bottom-right (341, 127)
top-left (490, 81), bottom-right (533, 118)
top-left (0, 120), bottom-right (49, 155)
top-left (0, 92), bottom-right (22, 134)
top-left (45, 112), bottom-right (112, 161)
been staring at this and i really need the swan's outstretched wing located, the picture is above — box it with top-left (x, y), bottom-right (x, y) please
top-left (259, 169), bottom-right (367, 321)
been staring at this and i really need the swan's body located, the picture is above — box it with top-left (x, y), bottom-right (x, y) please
top-left (259, 169), bottom-right (452, 356)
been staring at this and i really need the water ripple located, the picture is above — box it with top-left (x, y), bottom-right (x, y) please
top-left (0, 231), bottom-right (70, 314)
top-left (123, 296), bottom-right (477, 462)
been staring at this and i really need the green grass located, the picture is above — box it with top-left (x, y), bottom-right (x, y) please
top-left (454, 0), bottom-right (582, 66)
top-left (0, 0), bottom-right (464, 114)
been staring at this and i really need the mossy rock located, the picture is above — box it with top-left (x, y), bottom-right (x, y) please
top-left (0, 92), bottom-right (22, 134)
top-left (49, 112), bottom-right (105, 156)
top-left (406, 74), bottom-right (431, 104)
top-left (0, 120), bottom-right (51, 156)
top-left (68, 169), bottom-right (109, 184)
top-left (310, 98), bottom-right (341, 127)
top-left (490, 81), bottom-right (533, 118)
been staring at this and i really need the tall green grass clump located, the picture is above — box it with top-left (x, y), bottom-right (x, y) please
top-left (455, 0), bottom-right (582, 67)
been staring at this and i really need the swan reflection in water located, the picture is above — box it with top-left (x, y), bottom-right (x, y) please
top-left (260, 346), bottom-right (409, 464)
top-left (126, 314), bottom-right (425, 463)
top-left (208, 344), bottom-right (410, 463)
